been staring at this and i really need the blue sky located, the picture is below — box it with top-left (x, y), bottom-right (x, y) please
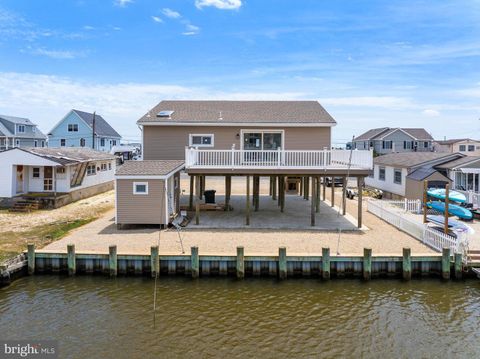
top-left (0, 0), bottom-right (480, 144)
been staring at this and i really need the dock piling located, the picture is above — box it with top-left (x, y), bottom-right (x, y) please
top-left (363, 248), bottom-right (372, 280)
top-left (322, 247), bottom-right (330, 279)
top-left (402, 247), bottom-right (411, 280)
top-left (109, 245), bottom-right (117, 277)
top-left (278, 247), bottom-right (287, 279)
top-left (236, 246), bottom-right (244, 279)
top-left (151, 245), bottom-right (159, 278)
top-left (454, 252), bottom-right (463, 279)
top-left (27, 243), bottom-right (35, 275)
top-left (442, 247), bottom-right (451, 280)
top-left (191, 246), bottom-right (199, 278)
top-left (67, 244), bottom-right (76, 276)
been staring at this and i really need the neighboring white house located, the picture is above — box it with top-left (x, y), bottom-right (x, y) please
top-left (365, 152), bottom-right (463, 200)
top-left (0, 147), bottom-right (116, 208)
top-left (433, 138), bottom-right (480, 156)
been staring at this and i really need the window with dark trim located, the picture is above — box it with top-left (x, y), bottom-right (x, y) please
top-left (68, 124), bottom-right (79, 132)
top-left (459, 145), bottom-right (466, 151)
top-left (394, 169), bottom-right (402, 184)
top-left (379, 167), bottom-right (386, 181)
top-left (32, 168), bottom-right (40, 178)
top-left (60, 139), bottom-right (66, 147)
top-left (468, 145), bottom-right (475, 152)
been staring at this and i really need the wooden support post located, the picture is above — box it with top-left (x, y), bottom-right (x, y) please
top-left (189, 175), bottom-right (194, 211)
top-left (444, 184), bottom-right (450, 234)
top-left (316, 176), bottom-right (321, 213)
top-left (402, 247), bottom-right (411, 280)
top-left (195, 175), bottom-right (200, 225)
top-left (199, 176), bottom-right (204, 200)
top-left (299, 176), bottom-right (304, 196)
top-left (67, 244), bottom-right (76, 276)
top-left (191, 246), bottom-right (199, 279)
top-left (442, 247), bottom-right (450, 280)
top-left (322, 176), bottom-right (326, 201)
top-left (225, 175), bottom-right (231, 211)
top-left (27, 243), bottom-right (35, 275)
top-left (109, 245), bottom-right (117, 277)
top-left (254, 176), bottom-right (260, 212)
top-left (269, 176), bottom-right (273, 196)
top-left (151, 245), bottom-right (159, 278)
top-left (272, 176), bottom-right (277, 200)
top-left (310, 176), bottom-right (316, 226)
top-left (357, 177), bottom-right (364, 229)
top-left (423, 180), bottom-right (428, 223)
top-left (363, 248), bottom-right (372, 280)
top-left (322, 247), bottom-right (330, 279)
top-left (304, 177), bottom-right (309, 200)
top-left (454, 252), bottom-right (463, 279)
top-left (331, 178), bottom-right (335, 207)
top-left (342, 176), bottom-right (347, 216)
top-left (278, 247), bottom-right (287, 279)
top-left (280, 176), bottom-right (285, 213)
top-left (246, 176), bottom-right (250, 225)
top-left (236, 246), bottom-right (244, 279)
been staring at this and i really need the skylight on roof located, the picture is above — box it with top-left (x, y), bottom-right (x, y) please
top-left (157, 110), bottom-right (174, 117)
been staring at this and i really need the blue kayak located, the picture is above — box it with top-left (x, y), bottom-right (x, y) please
top-left (427, 188), bottom-right (466, 203)
top-left (427, 215), bottom-right (475, 234)
top-left (427, 201), bottom-right (473, 220)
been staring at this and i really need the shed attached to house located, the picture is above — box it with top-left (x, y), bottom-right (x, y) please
top-left (115, 160), bottom-right (184, 226)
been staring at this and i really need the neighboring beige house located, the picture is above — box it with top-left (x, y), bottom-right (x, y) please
top-left (0, 147), bottom-right (116, 208)
top-left (433, 138), bottom-right (480, 156)
top-left (365, 152), bottom-right (464, 200)
top-left (116, 100), bottom-right (374, 228)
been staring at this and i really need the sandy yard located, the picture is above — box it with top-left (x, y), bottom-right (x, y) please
top-left (42, 176), bottom-right (436, 256)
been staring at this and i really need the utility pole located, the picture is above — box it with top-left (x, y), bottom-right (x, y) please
top-left (92, 111), bottom-right (96, 150)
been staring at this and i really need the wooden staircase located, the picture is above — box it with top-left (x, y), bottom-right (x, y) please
top-left (70, 162), bottom-right (89, 187)
top-left (9, 199), bottom-right (41, 213)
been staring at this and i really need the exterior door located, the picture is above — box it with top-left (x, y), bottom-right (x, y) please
top-left (242, 131), bottom-right (283, 163)
top-left (44, 166), bottom-right (53, 191)
top-left (16, 165), bottom-right (24, 194)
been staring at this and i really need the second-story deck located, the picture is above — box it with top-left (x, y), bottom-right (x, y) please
top-left (185, 147), bottom-right (373, 175)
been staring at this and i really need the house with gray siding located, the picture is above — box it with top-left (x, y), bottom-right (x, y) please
top-left (48, 109), bottom-right (122, 152)
top-left (0, 115), bottom-right (47, 151)
top-left (352, 127), bottom-right (434, 155)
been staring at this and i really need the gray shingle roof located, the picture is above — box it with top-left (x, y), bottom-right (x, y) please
top-left (116, 160), bottom-right (185, 176)
top-left (407, 167), bottom-right (438, 181)
top-left (0, 115), bottom-right (35, 126)
top-left (137, 100), bottom-right (337, 125)
top-left (355, 127), bottom-right (389, 141)
top-left (355, 127), bottom-right (433, 141)
top-left (434, 138), bottom-right (470, 145)
top-left (435, 156), bottom-right (480, 170)
top-left (73, 110), bottom-right (122, 138)
top-left (374, 152), bottom-right (461, 169)
top-left (11, 147), bottom-right (116, 165)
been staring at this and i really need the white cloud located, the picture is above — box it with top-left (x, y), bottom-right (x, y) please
top-left (195, 0), bottom-right (242, 10)
top-left (183, 24), bottom-right (200, 36)
top-left (23, 47), bottom-right (86, 60)
top-left (151, 16), bottom-right (163, 23)
top-left (83, 25), bottom-right (95, 31)
top-left (162, 8), bottom-right (181, 19)
top-left (422, 109), bottom-right (440, 117)
top-left (114, 0), bottom-right (133, 7)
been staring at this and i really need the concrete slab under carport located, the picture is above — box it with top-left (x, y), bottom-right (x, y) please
top-left (180, 193), bottom-right (364, 231)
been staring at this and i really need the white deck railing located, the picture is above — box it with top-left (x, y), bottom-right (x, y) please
top-left (185, 147), bottom-right (373, 170)
top-left (367, 199), bottom-right (466, 254)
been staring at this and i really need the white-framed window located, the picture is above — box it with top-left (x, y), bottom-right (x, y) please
top-left (87, 164), bottom-right (96, 176)
top-left (32, 127), bottom-right (36, 133)
top-left (189, 134), bottom-right (214, 147)
top-left (68, 124), bottom-right (79, 132)
top-left (18, 125), bottom-right (25, 133)
top-left (41, 141), bottom-right (45, 147)
top-left (382, 141), bottom-right (392, 149)
top-left (15, 139), bottom-right (20, 147)
top-left (133, 182), bottom-right (148, 195)
top-left (379, 167), bottom-right (386, 181)
top-left (468, 145), bottom-right (475, 152)
top-left (60, 139), bottom-right (66, 147)
top-left (32, 168), bottom-right (40, 178)
top-left (112, 140), bottom-right (117, 146)
top-left (80, 138), bottom-right (86, 147)
top-left (56, 167), bottom-right (66, 174)
top-left (459, 145), bottom-right (466, 151)
top-left (424, 141), bottom-right (429, 148)
top-left (100, 138), bottom-right (105, 147)
top-left (100, 163), bottom-right (107, 171)
top-left (394, 168), bottom-right (402, 184)
top-left (108, 163), bottom-right (112, 170)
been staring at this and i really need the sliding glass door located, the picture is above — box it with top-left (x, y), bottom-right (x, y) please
top-left (242, 130), bottom-right (283, 163)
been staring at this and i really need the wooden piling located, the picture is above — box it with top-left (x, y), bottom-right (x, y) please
top-left (342, 176), bottom-right (347, 216)
top-left (322, 176), bottom-right (326, 201)
top-left (322, 247), bottom-right (330, 279)
top-left (151, 245), bottom-right (159, 278)
top-left (236, 246), bottom-right (244, 279)
top-left (331, 179), bottom-right (335, 207)
top-left (191, 246), bottom-right (199, 278)
top-left (310, 176), bottom-right (316, 226)
top-left (454, 252), bottom-right (463, 279)
top-left (225, 175), bottom-right (231, 211)
top-left (280, 176), bottom-right (285, 213)
top-left (442, 247), bottom-right (450, 280)
top-left (246, 175), bottom-right (251, 225)
top-left (278, 247), bottom-right (287, 279)
top-left (254, 176), bottom-right (260, 212)
top-left (357, 177), bottom-right (364, 228)
top-left (109, 245), bottom-right (117, 277)
top-left (272, 176), bottom-right (277, 200)
top-left (304, 177), bottom-right (309, 200)
top-left (316, 176), bottom-right (321, 213)
top-left (67, 244), bottom-right (76, 276)
top-left (363, 248), bottom-right (372, 280)
top-left (402, 247), bottom-right (411, 280)
top-left (189, 175), bottom-right (194, 211)
top-left (27, 243), bottom-right (35, 275)
top-left (199, 176), bottom-right (204, 200)
top-left (195, 175), bottom-right (200, 225)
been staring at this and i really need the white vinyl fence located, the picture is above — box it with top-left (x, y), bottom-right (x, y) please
top-left (457, 190), bottom-right (480, 208)
top-left (367, 199), bottom-right (463, 254)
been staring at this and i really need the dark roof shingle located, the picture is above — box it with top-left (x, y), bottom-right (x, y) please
top-left (17, 147), bottom-right (116, 165)
top-left (374, 152), bottom-right (461, 168)
top-left (73, 110), bottom-right (121, 138)
top-left (116, 160), bottom-right (185, 176)
top-left (355, 127), bottom-right (433, 141)
top-left (138, 100), bottom-right (336, 125)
